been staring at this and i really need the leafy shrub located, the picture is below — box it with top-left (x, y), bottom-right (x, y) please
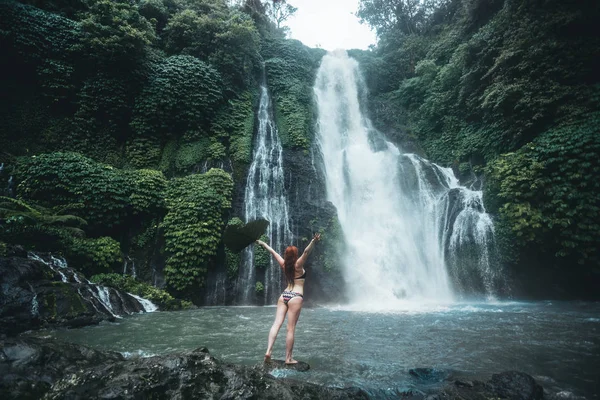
top-left (485, 113), bottom-right (600, 265)
top-left (211, 90), bottom-right (256, 180)
top-left (17, 152), bottom-right (166, 231)
top-left (67, 236), bottom-right (122, 276)
top-left (0, 196), bottom-right (86, 252)
top-left (263, 38), bottom-right (324, 149)
top-left (253, 234), bottom-right (270, 269)
top-left (129, 55), bottom-right (223, 168)
top-left (77, 0), bottom-right (156, 64)
top-left (225, 217), bottom-right (243, 279)
top-left (162, 168), bottom-right (233, 294)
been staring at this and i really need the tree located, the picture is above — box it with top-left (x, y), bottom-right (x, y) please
top-left (357, 0), bottom-right (452, 36)
top-left (267, 0), bottom-right (297, 30)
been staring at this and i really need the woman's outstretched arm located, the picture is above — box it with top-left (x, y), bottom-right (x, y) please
top-left (296, 233), bottom-right (321, 268)
top-left (256, 239), bottom-right (284, 268)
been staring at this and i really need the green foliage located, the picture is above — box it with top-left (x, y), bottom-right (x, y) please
top-left (211, 90), bottom-right (256, 179)
top-left (67, 236), bottom-right (122, 275)
top-left (263, 38), bottom-right (325, 149)
top-left (253, 234), bottom-right (270, 269)
top-left (0, 2), bottom-right (79, 99)
top-left (0, 3), bottom-right (80, 155)
top-left (90, 273), bottom-right (193, 310)
top-left (0, 196), bottom-right (87, 252)
top-left (255, 281), bottom-right (264, 294)
top-left (485, 114), bottom-right (600, 265)
top-left (225, 217), bottom-right (243, 279)
top-left (77, 0), bottom-right (156, 64)
top-left (67, 73), bottom-right (134, 164)
top-left (0, 196), bottom-right (87, 233)
top-left (310, 215), bottom-right (345, 273)
top-left (138, 0), bottom-right (170, 33)
top-left (124, 169), bottom-right (167, 215)
top-left (172, 138), bottom-right (209, 173)
top-left (163, 5), bottom-right (260, 92)
top-left (16, 152), bottom-right (167, 231)
top-left (129, 55), bottom-right (223, 168)
top-left (17, 152), bottom-right (127, 229)
top-left (162, 168), bottom-right (233, 294)
top-left (0, 241), bottom-right (6, 257)
top-left (360, 0), bottom-right (599, 165)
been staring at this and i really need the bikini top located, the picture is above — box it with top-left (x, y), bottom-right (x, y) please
top-left (296, 269), bottom-right (306, 280)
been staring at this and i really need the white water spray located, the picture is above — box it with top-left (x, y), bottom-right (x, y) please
top-left (314, 51), bottom-right (501, 308)
top-left (238, 85), bottom-right (293, 304)
top-left (128, 293), bottom-right (158, 312)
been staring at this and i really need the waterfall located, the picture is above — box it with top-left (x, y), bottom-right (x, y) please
top-left (237, 85), bottom-right (293, 304)
top-left (314, 51), bottom-right (503, 307)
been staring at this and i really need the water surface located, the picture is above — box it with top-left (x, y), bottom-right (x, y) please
top-left (38, 301), bottom-right (600, 398)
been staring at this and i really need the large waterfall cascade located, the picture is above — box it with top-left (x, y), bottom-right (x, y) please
top-left (236, 85), bottom-right (293, 304)
top-left (314, 51), bottom-right (504, 308)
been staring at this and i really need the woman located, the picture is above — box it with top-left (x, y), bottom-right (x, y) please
top-left (256, 233), bottom-right (321, 364)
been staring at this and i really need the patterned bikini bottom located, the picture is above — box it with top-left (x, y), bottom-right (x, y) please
top-left (282, 290), bottom-right (303, 305)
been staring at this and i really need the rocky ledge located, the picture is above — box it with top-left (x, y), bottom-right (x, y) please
top-left (0, 337), bottom-right (550, 400)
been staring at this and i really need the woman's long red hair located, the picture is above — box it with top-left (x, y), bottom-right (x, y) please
top-left (284, 246), bottom-right (298, 287)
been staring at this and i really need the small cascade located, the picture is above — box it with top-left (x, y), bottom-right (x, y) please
top-left (95, 285), bottom-right (118, 317)
top-left (237, 84), bottom-right (293, 304)
top-left (27, 251), bottom-right (159, 315)
top-left (200, 159), bottom-right (233, 174)
top-left (28, 283), bottom-right (39, 317)
top-left (123, 256), bottom-right (136, 278)
top-left (128, 293), bottom-right (158, 312)
top-left (28, 252), bottom-right (68, 283)
top-left (6, 175), bottom-right (14, 197)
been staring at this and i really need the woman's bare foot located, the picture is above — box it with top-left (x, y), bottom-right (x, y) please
top-left (285, 359), bottom-right (298, 365)
top-left (264, 354), bottom-right (272, 363)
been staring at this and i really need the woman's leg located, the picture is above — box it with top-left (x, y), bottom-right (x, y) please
top-left (265, 296), bottom-right (287, 362)
top-left (285, 296), bottom-right (303, 364)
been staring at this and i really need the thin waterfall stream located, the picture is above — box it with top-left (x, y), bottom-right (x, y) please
top-left (314, 50), bottom-right (506, 307)
top-left (236, 84), bottom-right (293, 304)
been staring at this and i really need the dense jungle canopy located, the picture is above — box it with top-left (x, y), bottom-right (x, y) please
top-left (0, 0), bottom-right (598, 302)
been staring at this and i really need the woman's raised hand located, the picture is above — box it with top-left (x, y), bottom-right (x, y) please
top-left (313, 233), bottom-right (321, 242)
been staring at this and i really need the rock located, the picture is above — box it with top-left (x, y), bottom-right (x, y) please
top-left (0, 337), bottom-right (550, 400)
top-left (0, 337), bottom-right (369, 400)
top-left (488, 371), bottom-right (544, 400)
top-left (263, 359), bottom-right (310, 372)
top-left (442, 371), bottom-right (544, 400)
top-left (409, 367), bottom-right (449, 383)
top-left (454, 379), bottom-right (474, 388)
